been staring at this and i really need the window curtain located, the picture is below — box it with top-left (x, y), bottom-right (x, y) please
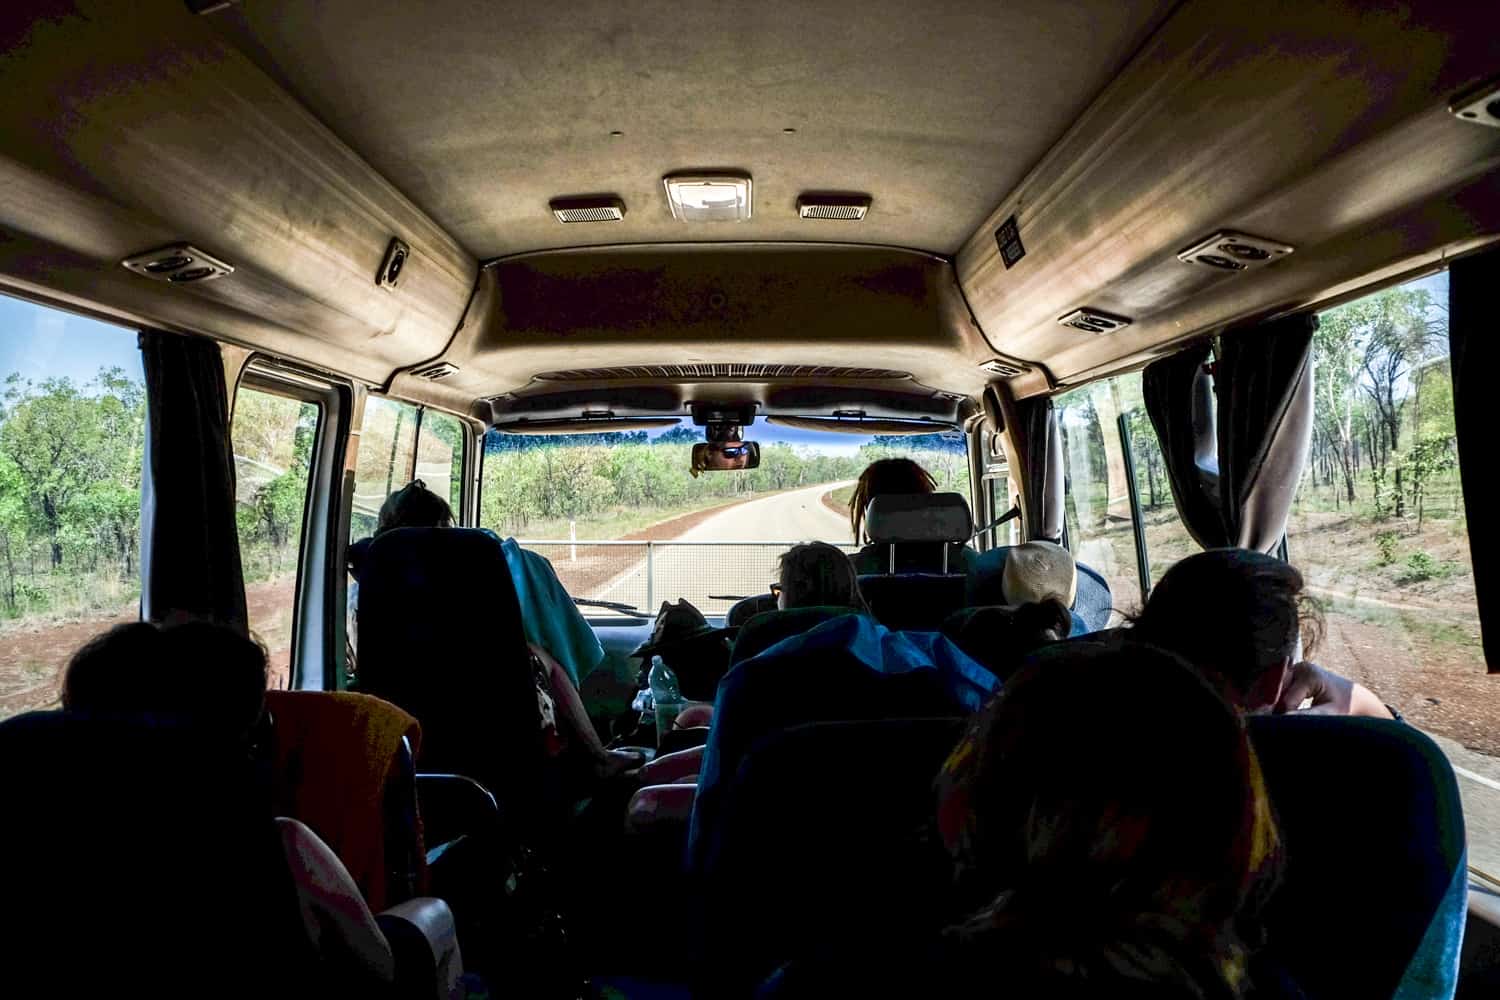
top-left (138, 329), bottom-right (248, 630)
top-left (1449, 248), bottom-right (1500, 672)
top-left (1014, 396), bottom-right (1063, 543)
top-left (1143, 342), bottom-right (1229, 548)
top-left (1216, 313), bottom-right (1317, 553)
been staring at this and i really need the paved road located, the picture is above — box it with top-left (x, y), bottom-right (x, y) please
top-left (587, 481), bottom-right (854, 613)
top-left (675, 480), bottom-right (853, 543)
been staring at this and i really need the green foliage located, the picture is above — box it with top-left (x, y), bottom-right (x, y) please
top-left (1392, 549), bottom-right (1459, 586)
top-left (476, 432), bottom-right (970, 540)
top-left (1375, 530), bottom-right (1399, 566)
top-left (0, 368), bottom-right (145, 617)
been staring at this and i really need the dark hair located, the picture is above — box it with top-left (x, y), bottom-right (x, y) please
top-left (778, 542), bottom-right (865, 611)
top-left (62, 620), bottom-right (269, 742)
top-left (1133, 549), bottom-right (1324, 706)
top-left (943, 598), bottom-right (1071, 682)
top-left (848, 458), bottom-right (938, 543)
top-left (376, 480), bottom-right (454, 535)
top-left (947, 640), bottom-right (1280, 997)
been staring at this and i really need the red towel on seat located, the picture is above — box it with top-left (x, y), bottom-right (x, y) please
top-left (264, 690), bottom-right (424, 911)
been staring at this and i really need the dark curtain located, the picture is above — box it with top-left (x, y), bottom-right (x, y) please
top-left (1143, 342), bottom-right (1229, 549)
top-left (1014, 396), bottom-right (1063, 542)
top-left (1217, 313), bottom-right (1317, 553)
top-left (138, 329), bottom-right (248, 630)
top-left (1449, 249), bottom-right (1500, 672)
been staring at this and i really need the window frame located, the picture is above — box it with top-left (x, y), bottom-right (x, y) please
top-left (234, 359), bottom-right (350, 691)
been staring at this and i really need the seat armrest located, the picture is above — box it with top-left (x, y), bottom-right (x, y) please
top-left (415, 772), bottom-right (502, 852)
top-left (377, 896), bottom-right (462, 1000)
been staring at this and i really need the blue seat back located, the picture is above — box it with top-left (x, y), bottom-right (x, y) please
top-left (730, 606), bottom-right (851, 667)
top-left (357, 528), bottom-right (546, 821)
top-left (858, 573), bottom-right (969, 631)
top-left (699, 717), bottom-right (965, 996)
top-left (1247, 714), bottom-right (1467, 1000)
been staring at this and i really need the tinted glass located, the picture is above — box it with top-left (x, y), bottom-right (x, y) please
top-left (0, 296), bottom-right (143, 720)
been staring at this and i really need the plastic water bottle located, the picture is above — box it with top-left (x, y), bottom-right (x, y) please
top-left (648, 655), bottom-right (683, 744)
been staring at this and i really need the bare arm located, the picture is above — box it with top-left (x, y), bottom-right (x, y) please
top-left (1276, 661), bottom-right (1396, 719)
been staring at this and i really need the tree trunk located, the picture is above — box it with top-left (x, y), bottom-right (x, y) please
top-left (1394, 468), bottom-right (1405, 518)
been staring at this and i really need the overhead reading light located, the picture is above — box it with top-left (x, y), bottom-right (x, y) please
top-left (550, 196), bottom-right (626, 223)
top-left (1058, 308), bottom-right (1132, 335)
top-left (121, 243), bottom-right (233, 284)
top-left (1450, 80), bottom-right (1500, 128)
top-left (1178, 231), bottom-right (1294, 272)
top-left (797, 194), bottom-right (870, 220)
top-left (410, 362), bottom-right (459, 381)
top-left (663, 172), bottom-right (752, 222)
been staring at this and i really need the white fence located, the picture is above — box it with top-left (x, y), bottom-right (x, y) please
top-left (515, 539), bottom-right (861, 616)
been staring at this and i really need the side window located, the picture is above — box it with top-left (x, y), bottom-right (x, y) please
top-left (415, 410), bottom-right (464, 515)
top-left (1290, 272), bottom-right (1500, 877)
top-left (231, 386), bottom-right (320, 691)
top-left (1056, 374), bottom-right (1196, 614)
top-left (0, 295), bottom-right (143, 720)
top-left (1113, 375), bottom-right (1196, 588)
top-left (1056, 379), bottom-right (1142, 613)
top-left (351, 397), bottom-right (418, 542)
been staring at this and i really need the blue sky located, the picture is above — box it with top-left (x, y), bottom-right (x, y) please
top-left (0, 293), bottom-right (142, 389)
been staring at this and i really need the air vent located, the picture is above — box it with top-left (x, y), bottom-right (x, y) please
top-left (1177, 231), bottom-right (1294, 272)
top-left (978, 359), bottom-right (1028, 377)
top-left (1058, 308), bottom-right (1132, 335)
top-left (1450, 81), bottom-right (1500, 128)
top-left (550, 196), bottom-right (626, 223)
top-left (411, 362), bottom-right (460, 381)
top-left (797, 194), bottom-right (870, 221)
top-left (121, 243), bottom-right (233, 284)
top-left (533, 364), bottom-right (911, 382)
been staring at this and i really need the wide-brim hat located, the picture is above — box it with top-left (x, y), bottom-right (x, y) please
top-left (1002, 540), bottom-right (1078, 607)
top-left (632, 598), bottom-right (732, 658)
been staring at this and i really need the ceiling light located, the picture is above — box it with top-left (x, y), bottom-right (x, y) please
top-left (663, 172), bottom-right (752, 222)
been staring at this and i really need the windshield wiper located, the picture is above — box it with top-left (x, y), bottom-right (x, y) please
top-left (573, 597), bottom-right (652, 619)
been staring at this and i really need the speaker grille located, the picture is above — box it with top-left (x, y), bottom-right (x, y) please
top-left (797, 194), bottom-right (870, 221)
top-left (550, 197), bottom-right (626, 223)
top-left (534, 364), bottom-right (909, 382)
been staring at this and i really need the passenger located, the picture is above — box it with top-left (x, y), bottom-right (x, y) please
top-left (766, 640), bottom-right (1291, 997)
top-left (627, 542), bottom-right (867, 827)
top-left (351, 480), bottom-right (641, 778)
top-left (848, 458), bottom-right (971, 575)
top-left (61, 621), bottom-right (401, 989)
top-left (775, 540), bottom-right (867, 611)
top-left (942, 599), bottom-right (1071, 683)
top-left (1133, 548), bottom-right (1396, 719)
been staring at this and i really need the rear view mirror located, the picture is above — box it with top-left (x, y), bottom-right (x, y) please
top-left (691, 440), bottom-right (760, 473)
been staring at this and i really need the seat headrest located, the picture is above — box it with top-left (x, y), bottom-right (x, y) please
top-left (864, 493), bottom-right (971, 544)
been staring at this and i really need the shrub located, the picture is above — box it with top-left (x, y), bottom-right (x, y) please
top-left (1376, 530), bottom-right (1399, 566)
top-left (1397, 550), bottom-right (1445, 585)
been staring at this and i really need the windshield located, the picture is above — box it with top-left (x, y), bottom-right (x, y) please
top-left (478, 418), bottom-right (971, 618)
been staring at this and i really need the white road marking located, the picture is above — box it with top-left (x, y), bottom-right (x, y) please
top-left (1455, 765), bottom-right (1500, 794)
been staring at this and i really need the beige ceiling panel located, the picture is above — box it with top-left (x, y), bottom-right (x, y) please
top-left (216, 0), bottom-right (1172, 257)
top-left (0, 1), bottom-right (475, 380)
top-left (956, 0), bottom-right (1500, 388)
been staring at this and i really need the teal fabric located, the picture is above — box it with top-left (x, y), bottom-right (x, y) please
top-left (1393, 855), bottom-right (1467, 1000)
top-left (496, 534), bottom-right (605, 686)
